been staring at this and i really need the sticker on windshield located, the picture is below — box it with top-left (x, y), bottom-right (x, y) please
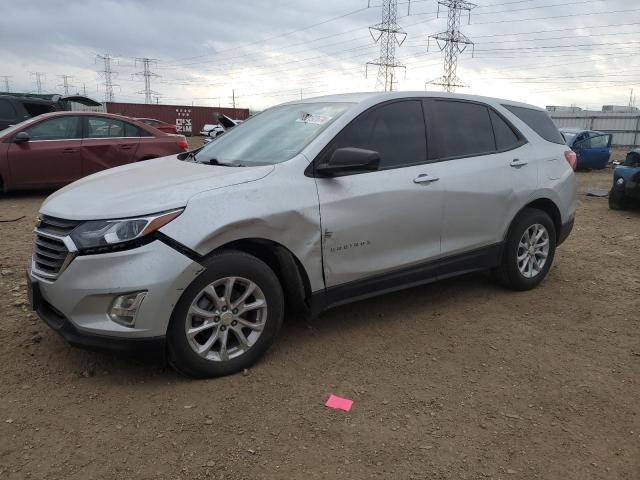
top-left (296, 112), bottom-right (331, 125)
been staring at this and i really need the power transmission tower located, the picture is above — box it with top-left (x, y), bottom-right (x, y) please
top-left (81, 83), bottom-right (88, 96)
top-left (57, 74), bottom-right (74, 95)
top-left (428, 0), bottom-right (476, 92)
top-left (0, 75), bottom-right (11, 93)
top-left (30, 72), bottom-right (46, 94)
top-left (134, 58), bottom-right (160, 104)
top-left (97, 54), bottom-right (118, 102)
top-left (366, 0), bottom-right (410, 92)
top-left (229, 89), bottom-right (240, 110)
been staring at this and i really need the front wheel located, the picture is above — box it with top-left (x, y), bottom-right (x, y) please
top-left (167, 250), bottom-right (284, 378)
top-left (493, 208), bottom-right (557, 291)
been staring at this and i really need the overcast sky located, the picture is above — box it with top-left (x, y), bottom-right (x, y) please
top-left (0, 0), bottom-right (638, 110)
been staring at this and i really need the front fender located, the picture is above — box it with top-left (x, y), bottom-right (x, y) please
top-left (159, 158), bottom-right (325, 292)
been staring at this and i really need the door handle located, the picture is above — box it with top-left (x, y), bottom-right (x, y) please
top-left (62, 148), bottom-right (78, 153)
top-left (510, 158), bottom-right (528, 167)
top-left (413, 174), bottom-right (440, 184)
top-left (119, 144), bottom-right (133, 150)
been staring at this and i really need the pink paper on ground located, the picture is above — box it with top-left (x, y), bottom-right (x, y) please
top-left (325, 394), bottom-right (353, 412)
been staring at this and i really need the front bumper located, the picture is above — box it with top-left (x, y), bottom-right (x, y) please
top-left (32, 288), bottom-right (166, 357)
top-left (615, 179), bottom-right (640, 199)
top-left (28, 239), bottom-right (203, 351)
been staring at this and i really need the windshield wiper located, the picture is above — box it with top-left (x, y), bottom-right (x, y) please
top-left (203, 158), bottom-right (245, 167)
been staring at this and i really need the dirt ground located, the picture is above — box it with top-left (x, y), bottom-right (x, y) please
top-left (0, 165), bottom-right (639, 480)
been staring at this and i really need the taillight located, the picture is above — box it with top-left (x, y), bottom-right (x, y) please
top-left (177, 138), bottom-right (188, 151)
top-left (564, 150), bottom-right (577, 171)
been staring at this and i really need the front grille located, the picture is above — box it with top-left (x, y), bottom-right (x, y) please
top-left (32, 216), bottom-right (80, 279)
top-left (38, 215), bottom-right (81, 236)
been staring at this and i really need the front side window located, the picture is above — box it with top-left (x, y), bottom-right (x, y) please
top-left (25, 116), bottom-right (80, 141)
top-left (87, 118), bottom-right (125, 138)
top-left (587, 134), bottom-right (611, 148)
top-left (194, 102), bottom-right (351, 166)
top-left (562, 131), bottom-right (576, 145)
top-left (328, 100), bottom-right (427, 169)
top-left (427, 100), bottom-right (495, 159)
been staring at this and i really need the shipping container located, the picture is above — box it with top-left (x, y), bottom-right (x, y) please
top-left (105, 102), bottom-right (250, 136)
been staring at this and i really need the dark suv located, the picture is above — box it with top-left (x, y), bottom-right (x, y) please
top-left (610, 148), bottom-right (640, 210)
top-left (0, 94), bottom-right (102, 130)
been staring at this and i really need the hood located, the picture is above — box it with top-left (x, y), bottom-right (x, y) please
top-left (216, 113), bottom-right (238, 129)
top-left (41, 156), bottom-right (274, 220)
top-left (57, 95), bottom-right (102, 107)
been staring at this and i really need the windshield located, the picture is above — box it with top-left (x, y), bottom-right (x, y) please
top-left (561, 131), bottom-right (576, 144)
top-left (194, 102), bottom-right (352, 166)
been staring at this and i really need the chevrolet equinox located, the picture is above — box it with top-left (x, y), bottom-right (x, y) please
top-left (27, 92), bottom-right (576, 377)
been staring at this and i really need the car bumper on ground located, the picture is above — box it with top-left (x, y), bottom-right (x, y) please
top-left (28, 240), bottom-right (203, 355)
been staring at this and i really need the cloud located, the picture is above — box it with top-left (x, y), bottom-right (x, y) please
top-left (0, 0), bottom-right (638, 110)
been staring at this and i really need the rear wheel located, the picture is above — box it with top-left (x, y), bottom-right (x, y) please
top-left (167, 250), bottom-right (284, 378)
top-left (608, 188), bottom-right (627, 210)
top-left (494, 208), bottom-right (556, 291)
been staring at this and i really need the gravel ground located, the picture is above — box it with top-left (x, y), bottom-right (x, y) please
top-left (0, 165), bottom-right (638, 480)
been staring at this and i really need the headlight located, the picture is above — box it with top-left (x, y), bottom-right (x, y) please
top-left (70, 209), bottom-right (183, 251)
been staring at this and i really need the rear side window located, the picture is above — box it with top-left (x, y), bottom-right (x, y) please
top-left (25, 116), bottom-right (80, 140)
top-left (124, 122), bottom-right (152, 137)
top-left (489, 109), bottom-right (522, 151)
top-left (0, 99), bottom-right (16, 120)
top-left (87, 117), bottom-right (125, 138)
top-left (427, 100), bottom-right (495, 159)
top-left (503, 105), bottom-right (565, 144)
top-left (331, 100), bottom-right (427, 169)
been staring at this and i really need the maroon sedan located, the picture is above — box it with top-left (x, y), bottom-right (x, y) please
top-left (134, 118), bottom-right (178, 134)
top-left (0, 112), bottom-right (189, 192)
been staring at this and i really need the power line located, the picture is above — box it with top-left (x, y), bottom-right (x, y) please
top-left (96, 53), bottom-right (118, 103)
top-left (0, 75), bottom-right (11, 93)
top-left (30, 72), bottom-right (46, 94)
top-left (366, 0), bottom-right (410, 91)
top-left (134, 58), bottom-right (160, 104)
top-left (57, 74), bottom-right (74, 95)
top-left (428, 0), bottom-right (476, 92)
top-left (162, 6), bottom-right (372, 67)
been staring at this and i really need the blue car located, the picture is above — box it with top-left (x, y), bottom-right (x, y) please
top-left (609, 148), bottom-right (640, 210)
top-left (560, 128), bottom-right (612, 170)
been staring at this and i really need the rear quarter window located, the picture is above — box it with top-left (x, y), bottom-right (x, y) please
top-left (503, 104), bottom-right (565, 144)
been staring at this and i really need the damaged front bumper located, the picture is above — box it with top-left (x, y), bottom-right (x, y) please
top-left (28, 239), bottom-right (203, 355)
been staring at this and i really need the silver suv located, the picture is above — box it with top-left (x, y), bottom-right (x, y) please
top-left (27, 92), bottom-right (576, 377)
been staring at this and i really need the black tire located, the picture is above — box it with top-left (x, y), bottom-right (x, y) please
top-left (167, 250), bottom-right (284, 378)
top-left (608, 188), bottom-right (627, 210)
top-left (493, 208), bottom-right (557, 291)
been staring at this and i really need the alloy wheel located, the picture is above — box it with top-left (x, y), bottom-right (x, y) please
top-left (517, 223), bottom-right (550, 278)
top-left (185, 276), bottom-right (267, 362)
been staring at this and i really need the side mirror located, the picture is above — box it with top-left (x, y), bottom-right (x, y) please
top-left (315, 147), bottom-right (380, 177)
top-left (13, 131), bottom-right (30, 143)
